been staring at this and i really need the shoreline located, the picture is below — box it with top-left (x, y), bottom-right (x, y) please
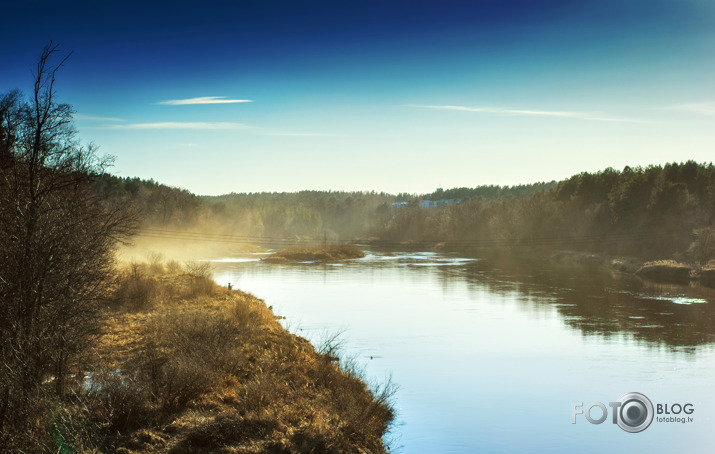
top-left (262, 245), bottom-right (366, 263)
top-left (54, 264), bottom-right (395, 453)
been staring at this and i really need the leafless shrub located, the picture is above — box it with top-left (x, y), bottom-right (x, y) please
top-left (0, 43), bottom-right (136, 447)
top-left (184, 260), bottom-right (213, 278)
top-left (114, 271), bottom-right (158, 310)
top-left (166, 259), bottom-right (183, 274)
top-left (146, 251), bottom-right (166, 274)
top-left (51, 369), bottom-right (152, 453)
top-left (184, 261), bottom-right (215, 296)
top-left (139, 308), bottom-right (247, 413)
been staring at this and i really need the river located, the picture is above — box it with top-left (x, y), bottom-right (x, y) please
top-left (209, 250), bottom-right (715, 453)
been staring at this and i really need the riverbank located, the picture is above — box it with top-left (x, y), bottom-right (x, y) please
top-left (262, 245), bottom-right (365, 263)
top-left (53, 262), bottom-right (394, 453)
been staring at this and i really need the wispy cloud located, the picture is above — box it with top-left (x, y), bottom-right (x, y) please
top-left (108, 121), bottom-right (251, 130)
top-left (259, 129), bottom-right (340, 137)
top-left (75, 114), bottom-right (124, 122)
top-left (157, 96), bottom-right (253, 105)
top-left (408, 104), bottom-right (647, 123)
top-left (103, 121), bottom-right (335, 137)
top-left (668, 102), bottom-right (715, 116)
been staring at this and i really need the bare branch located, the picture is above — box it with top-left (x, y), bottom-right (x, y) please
top-left (0, 44), bottom-right (136, 446)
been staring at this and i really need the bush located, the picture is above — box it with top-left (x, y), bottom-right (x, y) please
top-left (114, 264), bottom-right (158, 310)
top-left (50, 369), bottom-right (152, 453)
top-left (184, 261), bottom-right (215, 296)
top-left (139, 306), bottom-right (249, 413)
top-left (166, 259), bottom-right (183, 274)
top-left (146, 251), bottom-right (166, 275)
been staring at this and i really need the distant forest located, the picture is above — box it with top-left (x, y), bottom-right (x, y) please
top-left (96, 161), bottom-right (715, 262)
top-left (380, 162), bottom-right (715, 261)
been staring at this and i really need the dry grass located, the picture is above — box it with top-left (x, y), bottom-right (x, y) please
top-left (635, 260), bottom-right (693, 284)
top-left (263, 245), bottom-right (365, 263)
top-left (52, 261), bottom-right (395, 453)
top-left (641, 259), bottom-right (690, 268)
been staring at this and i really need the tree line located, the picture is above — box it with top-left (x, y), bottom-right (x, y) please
top-left (378, 162), bottom-right (715, 262)
top-left (94, 175), bottom-right (397, 241)
top-left (421, 181), bottom-right (557, 202)
top-left (94, 160), bottom-right (715, 262)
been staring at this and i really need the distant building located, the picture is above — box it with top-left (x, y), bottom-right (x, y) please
top-left (393, 198), bottom-right (462, 208)
top-left (420, 198), bottom-right (461, 208)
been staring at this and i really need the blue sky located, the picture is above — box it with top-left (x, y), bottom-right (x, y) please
top-left (2, 0), bottom-right (714, 195)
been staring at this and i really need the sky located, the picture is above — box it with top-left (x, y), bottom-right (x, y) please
top-left (1, 0), bottom-right (714, 195)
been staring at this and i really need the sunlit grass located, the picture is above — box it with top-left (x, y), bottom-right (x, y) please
top-left (263, 245), bottom-right (365, 263)
top-left (53, 260), bottom-right (395, 453)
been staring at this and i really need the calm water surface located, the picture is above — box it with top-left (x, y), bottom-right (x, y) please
top-left (210, 250), bottom-right (715, 453)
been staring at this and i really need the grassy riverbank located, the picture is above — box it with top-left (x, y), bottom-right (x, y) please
top-left (50, 262), bottom-right (395, 453)
top-left (263, 245), bottom-right (365, 263)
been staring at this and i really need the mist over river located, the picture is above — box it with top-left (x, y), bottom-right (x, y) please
top-left (210, 250), bottom-right (715, 453)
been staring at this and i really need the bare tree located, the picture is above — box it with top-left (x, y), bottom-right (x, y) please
top-left (0, 89), bottom-right (22, 168)
top-left (0, 43), bottom-right (136, 449)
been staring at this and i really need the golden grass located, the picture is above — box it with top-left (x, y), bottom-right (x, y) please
top-left (263, 245), bottom-right (365, 263)
top-left (641, 259), bottom-right (691, 268)
top-left (56, 262), bottom-right (394, 453)
top-left (635, 260), bottom-right (693, 284)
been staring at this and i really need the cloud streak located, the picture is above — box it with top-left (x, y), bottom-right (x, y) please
top-left (157, 96), bottom-right (253, 105)
top-left (408, 104), bottom-right (647, 123)
top-left (668, 102), bottom-right (715, 116)
top-left (103, 121), bottom-right (335, 137)
top-left (108, 121), bottom-right (251, 130)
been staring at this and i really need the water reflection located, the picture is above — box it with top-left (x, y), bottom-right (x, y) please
top-left (209, 250), bottom-right (715, 454)
top-left (425, 259), bottom-right (715, 350)
top-left (213, 251), bottom-right (715, 350)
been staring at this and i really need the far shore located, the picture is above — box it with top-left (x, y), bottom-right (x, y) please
top-left (262, 245), bottom-right (365, 263)
top-left (356, 239), bottom-right (715, 288)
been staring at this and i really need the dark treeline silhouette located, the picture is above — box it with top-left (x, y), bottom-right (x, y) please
top-left (93, 174), bottom-right (202, 227)
top-left (379, 162), bottom-right (715, 262)
top-left (393, 182), bottom-right (555, 203)
top-left (424, 182), bottom-right (557, 202)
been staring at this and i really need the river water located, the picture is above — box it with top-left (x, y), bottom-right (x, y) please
top-left (210, 250), bottom-right (715, 453)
